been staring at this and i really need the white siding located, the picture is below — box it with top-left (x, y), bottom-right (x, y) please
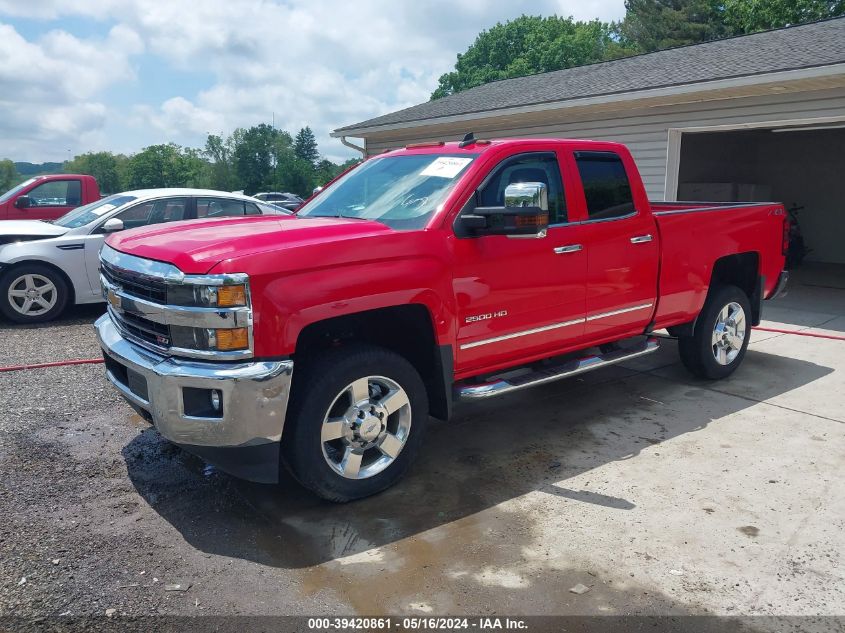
top-left (361, 87), bottom-right (845, 199)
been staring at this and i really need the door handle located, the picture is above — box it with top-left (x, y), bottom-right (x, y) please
top-left (553, 244), bottom-right (583, 254)
top-left (630, 234), bottom-right (653, 244)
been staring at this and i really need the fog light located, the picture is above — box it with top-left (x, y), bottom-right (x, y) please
top-left (210, 389), bottom-right (222, 412)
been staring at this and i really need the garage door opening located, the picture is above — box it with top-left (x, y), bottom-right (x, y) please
top-left (676, 127), bottom-right (845, 276)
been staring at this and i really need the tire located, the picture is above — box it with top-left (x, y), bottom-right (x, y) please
top-left (0, 264), bottom-right (69, 324)
top-left (282, 344), bottom-right (428, 502)
top-left (678, 284), bottom-right (752, 380)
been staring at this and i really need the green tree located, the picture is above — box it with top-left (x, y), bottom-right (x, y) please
top-left (293, 127), bottom-right (319, 166)
top-left (723, 0), bottom-right (845, 32)
top-left (232, 124), bottom-right (280, 194)
top-left (204, 134), bottom-right (235, 191)
top-left (617, 0), bottom-right (732, 52)
top-left (0, 159), bottom-right (19, 193)
top-left (124, 143), bottom-right (209, 189)
top-left (64, 151), bottom-right (128, 194)
top-left (431, 15), bottom-right (632, 99)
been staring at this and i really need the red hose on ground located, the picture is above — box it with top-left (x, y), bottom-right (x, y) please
top-left (752, 326), bottom-right (845, 341)
top-left (0, 358), bottom-right (104, 373)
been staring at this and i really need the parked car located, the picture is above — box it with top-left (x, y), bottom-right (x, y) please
top-left (0, 174), bottom-right (101, 221)
top-left (0, 189), bottom-right (289, 323)
top-left (253, 191), bottom-right (304, 211)
top-left (96, 139), bottom-right (789, 501)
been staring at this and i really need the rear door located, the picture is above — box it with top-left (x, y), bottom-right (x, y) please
top-left (569, 150), bottom-right (659, 342)
top-left (453, 151), bottom-right (587, 373)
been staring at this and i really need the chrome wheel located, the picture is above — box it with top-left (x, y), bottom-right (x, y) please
top-left (712, 301), bottom-right (745, 365)
top-left (320, 375), bottom-right (412, 480)
top-left (7, 273), bottom-right (58, 316)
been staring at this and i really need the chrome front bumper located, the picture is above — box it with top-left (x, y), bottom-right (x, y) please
top-left (95, 314), bottom-right (293, 483)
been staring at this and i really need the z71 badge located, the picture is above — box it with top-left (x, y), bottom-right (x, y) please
top-left (465, 310), bottom-right (508, 323)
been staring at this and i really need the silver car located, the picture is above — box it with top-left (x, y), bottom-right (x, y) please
top-left (0, 188), bottom-right (289, 324)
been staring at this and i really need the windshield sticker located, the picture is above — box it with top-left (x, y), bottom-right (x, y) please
top-left (420, 157), bottom-right (473, 179)
top-left (92, 204), bottom-right (117, 216)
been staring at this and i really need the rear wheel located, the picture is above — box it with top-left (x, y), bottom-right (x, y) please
top-left (0, 265), bottom-right (69, 324)
top-left (678, 284), bottom-right (751, 380)
top-left (283, 344), bottom-right (428, 502)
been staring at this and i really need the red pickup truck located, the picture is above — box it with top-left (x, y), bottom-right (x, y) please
top-left (95, 138), bottom-right (788, 501)
top-left (0, 174), bottom-right (100, 221)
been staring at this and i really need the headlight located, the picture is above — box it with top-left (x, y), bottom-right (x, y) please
top-left (170, 326), bottom-right (251, 352)
top-left (167, 282), bottom-right (248, 308)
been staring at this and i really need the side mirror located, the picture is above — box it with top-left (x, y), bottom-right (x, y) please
top-left (460, 182), bottom-right (549, 238)
top-left (14, 196), bottom-right (31, 209)
top-left (101, 218), bottom-right (124, 233)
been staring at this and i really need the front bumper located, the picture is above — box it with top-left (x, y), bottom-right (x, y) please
top-left (95, 314), bottom-right (293, 483)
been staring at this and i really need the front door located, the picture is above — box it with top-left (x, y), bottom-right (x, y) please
top-left (9, 178), bottom-right (83, 221)
top-left (453, 152), bottom-right (587, 374)
top-left (570, 150), bottom-right (659, 342)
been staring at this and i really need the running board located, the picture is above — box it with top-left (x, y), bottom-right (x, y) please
top-left (455, 337), bottom-right (659, 401)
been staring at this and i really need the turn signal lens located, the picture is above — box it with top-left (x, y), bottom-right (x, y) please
top-left (217, 284), bottom-right (247, 307)
top-left (215, 327), bottom-right (249, 351)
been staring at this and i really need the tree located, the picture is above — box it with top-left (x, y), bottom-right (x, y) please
top-left (204, 134), bottom-right (235, 191)
top-left (0, 159), bottom-right (18, 194)
top-left (723, 0), bottom-right (845, 33)
top-left (64, 151), bottom-right (128, 194)
top-left (617, 0), bottom-right (732, 52)
top-left (431, 15), bottom-right (632, 99)
top-left (294, 127), bottom-right (319, 166)
top-left (124, 143), bottom-right (210, 189)
top-left (232, 124), bottom-right (280, 194)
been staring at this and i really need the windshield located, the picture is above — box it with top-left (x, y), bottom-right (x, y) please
top-left (0, 178), bottom-right (37, 203)
top-left (298, 153), bottom-right (477, 230)
top-left (53, 194), bottom-right (138, 228)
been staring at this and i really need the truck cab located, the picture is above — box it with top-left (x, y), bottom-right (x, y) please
top-left (0, 174), bottom-right (101, 221)
top-left (95, 138), bottom-right (788, 502)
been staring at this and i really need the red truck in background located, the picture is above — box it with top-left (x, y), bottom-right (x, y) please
top-left (95, 138), bottom-right (789, 501)
top-left (0, 174), bottom-right (100, 221)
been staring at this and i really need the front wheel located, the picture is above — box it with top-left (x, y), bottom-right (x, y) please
top-left (0, 265), bottom-right (69, 324)
top-left (678, 284), bottom-right (751, 380)
top-left (283, 344), bottom-right (428, 502)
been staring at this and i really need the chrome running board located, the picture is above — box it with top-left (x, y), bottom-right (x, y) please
top-left (455, 337), bottom-right (659, 401)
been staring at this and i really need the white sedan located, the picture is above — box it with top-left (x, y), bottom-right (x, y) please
top-left (0, 188), bottom-right (289, 324)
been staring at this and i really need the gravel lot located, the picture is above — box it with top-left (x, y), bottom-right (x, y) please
top-left (1, 272), bottom-right (843, 631)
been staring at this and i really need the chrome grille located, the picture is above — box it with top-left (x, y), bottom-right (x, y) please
top-left (101, 260), bottom-right (167, 304)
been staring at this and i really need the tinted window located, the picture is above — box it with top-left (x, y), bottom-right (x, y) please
top-left (244, 202), bottom-right (262, 215)
top-left (575, 152), bottom-right (635, 220)
top-left (28, 179), bottom-right (82, 207)
top-left (197, 198), bottom-right (246, 218)
top-left (54, 195), bottom-right (137, 228)
top-left (115, 197), bottom-right (187, 230)
top-left (478, 153), bottom-right (566, 224)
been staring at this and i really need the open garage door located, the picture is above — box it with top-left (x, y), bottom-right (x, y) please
top-left (675, 126), bottom-right (845, 270)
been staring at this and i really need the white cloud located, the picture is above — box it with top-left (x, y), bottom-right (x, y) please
top-left (0, 0), bottom-right (626, 162)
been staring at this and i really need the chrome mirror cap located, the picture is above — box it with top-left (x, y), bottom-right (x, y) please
top-left (504, 182), bottom-right (548, 212)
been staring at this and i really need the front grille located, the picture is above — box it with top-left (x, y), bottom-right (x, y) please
top-left (111, 308), bottom-right (171, 349)
top-left (101, 261), bottom-right (167, 303)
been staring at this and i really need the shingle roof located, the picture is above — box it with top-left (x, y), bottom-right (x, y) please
top-left (335, 17), bottom-right (845, 133)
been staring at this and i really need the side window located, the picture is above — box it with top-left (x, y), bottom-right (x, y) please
top-left (477, 153), bottom-right (566, 224)
top-left (574, 151), bottom-right (635, 220)
top-left (114, 198), bottom-right (187, 229)
top-left (244, 202), bottom-right (262, 215)
top-left (197, 197), bottom-right (246, 218)
top-left (27, 180), bottom-right (81, 207)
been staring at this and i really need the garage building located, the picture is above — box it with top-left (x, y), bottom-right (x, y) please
top-left (332, 18), bottom-right (845, 267)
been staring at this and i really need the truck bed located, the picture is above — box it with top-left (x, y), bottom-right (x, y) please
top-left (649, 199), bottom-right (786, 330)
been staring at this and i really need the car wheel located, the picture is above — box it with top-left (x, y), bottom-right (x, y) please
top-left (0, 265), bottom-right (69, 324)
top-left (283, 344), bottom-right (428, 502)
top-left (678, 284), bottom-right (751, 380)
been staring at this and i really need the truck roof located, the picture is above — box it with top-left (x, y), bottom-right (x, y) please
top-left (386, 137), bottom-right (627, 155)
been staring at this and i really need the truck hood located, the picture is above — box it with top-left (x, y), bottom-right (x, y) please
top-left (0, 220), bottom-right (68, 242)
top-left (105, 215), bottom-right (393, 274)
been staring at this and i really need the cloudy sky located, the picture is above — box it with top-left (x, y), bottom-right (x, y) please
top-left (0, 0), bottom-right (624, 163)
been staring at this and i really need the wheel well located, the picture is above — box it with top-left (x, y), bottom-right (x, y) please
top-left (1, 260), bottom-right (76, 305)
top-left (294, 304), bottom-right (452, 420)
top-left (667, 252), bottom-right (760, 337)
